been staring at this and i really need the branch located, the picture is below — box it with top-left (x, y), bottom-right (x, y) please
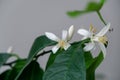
top-left (3, 60), bottom-right (18, 67)
top-left (35, 50), bottom-right (52, 59)
top-left (3, 50), bottom-right (52, 67)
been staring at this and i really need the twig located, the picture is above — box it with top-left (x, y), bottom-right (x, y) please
top-left (3, 60), bottom-right (18, 67)
top-left (3, 50), bottom-right (52, 67)
top-left (35, 50), bottom-right (52, 59)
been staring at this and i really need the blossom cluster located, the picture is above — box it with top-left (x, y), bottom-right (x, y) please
top-left (45, 23), bottom-right (110, 58)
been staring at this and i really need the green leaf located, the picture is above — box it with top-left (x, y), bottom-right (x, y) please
top-left (8, 59), bottom-right (26, 80)
top-left (99, 0), bottom-right (106, 10)
top-left (0, 53), bottom-right (12, 68)
top-left (18, 61), bottom-right (44, 80)
top-left (86, 0), bottom-right (106, 11)
top-left (46, 39), bottom-right (90, 70)
top-left (45, 49), bottom-right (64, 70)
top-left (84, 52), bottom-right (94, 69)
top-left (0, 60), bottom-right (43, 80)
top-left (28, 35), bottom-right (56, 60)
top-left (0, 70), bottom-right (12, 80)
top-left (88, 52), bottom-right (104, 72)
top-left (43, 42), bottom-right (86, 80)
top-left (67, 10), bottom-right (88, 17)
top-left (0, 59), bottom-right (26, 80)
top-left (67, 0), bottom-right (106, 17)
top-left (86, 52), bottom-right (104, 80)
top-left (15, 35), bottom-right (56, 80)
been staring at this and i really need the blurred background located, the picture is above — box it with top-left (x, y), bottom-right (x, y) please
top-left (0, 0), bottom-right (120, 80)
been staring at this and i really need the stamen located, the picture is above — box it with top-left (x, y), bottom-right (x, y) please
top-left (90, 24), bottom-right (97, 33)
top-left (58, 40), bottom-right (65, 48)
top-left (98, 36), bottom-right (108, 44)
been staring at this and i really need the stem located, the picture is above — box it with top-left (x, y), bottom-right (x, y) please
top-left (3, 50), bottom-right (52, 67)
top-left (35, 50), bottom-right (52, 59)
top-left (97, 11), bottom-right (107, 25)
top-left (3, 60), bottom-right (18, 67)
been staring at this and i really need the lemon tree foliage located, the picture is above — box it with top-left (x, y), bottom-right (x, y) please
top-left (43, 41), bottom-right (86, 80)
top-left (0, 53), bottom-right (12, 68)
top-left (0, 0), bottom-right (109, 80)
top-left (67, 0), bottom-right (106, 17)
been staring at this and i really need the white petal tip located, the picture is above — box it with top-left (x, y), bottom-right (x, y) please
top-left (64, 43), bottom-right (71, 50)
top-left (45, 32), bottom-right (50, 36)
top-left (70, 25), bottom-right (74, 29)
top-left (107, 23), bottom-right (111, 28)
top-left (69, 25), bottom-right (74, 32)
top-left (98, 43), bottom-right (107, 58)
top-left (45, 32), bottom-right (50, 37)
top-left (52, 49), bottom-right (57, 54)
top-left (107, 23), bottom-right (111, 26)
top-left (45, 32), bottom-right (59, 41)
top-left (83, 43), bottom-right (95, 51)
top-left (7, 46), bottom-right (13, 53)
top-left (52, 51), bottom-right (56, 54)
top-left (52, 45), bottom-right (60, 54)
top-left (68, 25), bottom-right (74, 41)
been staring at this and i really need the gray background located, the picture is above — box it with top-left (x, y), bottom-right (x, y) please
top-left (0, 0), bottom-right (120, 80)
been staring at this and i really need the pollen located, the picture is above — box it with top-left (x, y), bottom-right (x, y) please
top-left (98, 36), bottom-right (108, 44)
top-left (58, 40), bottom-right (65, 48)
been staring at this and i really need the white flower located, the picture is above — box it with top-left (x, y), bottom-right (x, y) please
top-left (7, 46), bottom-right (13, 53)
top-left (78, 23), bottom-right (110, 58)
top-left (45, 25), bottom-right (74, 54)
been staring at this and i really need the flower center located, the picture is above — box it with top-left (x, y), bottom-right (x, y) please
top-left (58, 40), bottom-right (65, 48)
top-left (98, 36), bottom-right (107, 44)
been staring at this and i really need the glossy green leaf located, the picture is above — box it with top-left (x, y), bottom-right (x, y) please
top-left (28, 35), bottom-right (56, 60)
top-left (45, 49), bottom-right (64, 70)
top-left (84, 52), bottom-right (94, 69)
top-left (9, 59), bottom-right (26, 80)
top-left (87, 52), bottom-right (104, 72)
top-left (43, 42), bottom-right (86, 80)
top-left (67, 0), bottom-right (106, 17)
top-left (0, 70), bottom-right (12, 80)
top-left (18, 61), bottom-right (44, 80)
top-left (67, 10), bottom-right (88, 17)
top-left (15, 35), bottom-right (56, 80)
top-left (0, 59), bottom-right (26, 80)
top-left (86, 52), bottom-right (104, 80)
top-left (86, 0), bottom-right (105, 11)
top-left (0, 53), bottom-right (12, 68)
top-left (0, 60), bottom-right (43, 80)
top-left (46, 39), bottom-right (90, 71)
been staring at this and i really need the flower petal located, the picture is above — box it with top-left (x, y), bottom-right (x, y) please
top-left (63, 43), bottom-right (71, 50)
top-left (98, 42), bottom-right (106, 58)
top-left (81, 36), bottom-right (89, 40)
top-left (96, 23), bottom-right (110, 36)
top-left (68, 25), bottom-right (74, 41)
top-left (62, 30), bottom-right (68, 41)
top-left (92, 36), bottom-right (99, 42)
top-left (84, 42), bottom-right (95, 51)
top-left (77, 29), bottom-right (90, 38)
top-left (7, 46), bottom-right (13, 53)
top-left (52, 45), bottom-right (60, 54)
top-left (45, 32), bottom-right (60, 41)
